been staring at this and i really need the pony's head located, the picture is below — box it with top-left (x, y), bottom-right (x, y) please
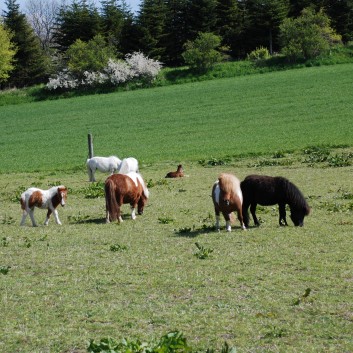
top-left (137, 189), bottom-right (149, 215)
top-left (218, 173), bottom-right (241, 206)
top-left (290, 205), bottom-right (310, 227)
top-left (57, 186), bottom-right (68, 207)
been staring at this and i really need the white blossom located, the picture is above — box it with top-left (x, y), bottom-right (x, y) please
top-left (125, 52), bottom-right (162, 81)
top-left (104, 59), bottom-right (133, 84)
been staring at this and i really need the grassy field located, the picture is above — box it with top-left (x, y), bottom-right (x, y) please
top-left (1, 63), bottom-right (353, 173)
top-left (0, 64), bottom-right (353, 353)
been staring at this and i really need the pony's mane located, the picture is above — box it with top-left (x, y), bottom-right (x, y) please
top-left (282, 178), bottom-right (310, 214)
top-left (218, 173), bottom-right (240, 194)
top-left (49, 185), bottom-right (66, 196)
top-left (128, 172), bottom-right (149, 199)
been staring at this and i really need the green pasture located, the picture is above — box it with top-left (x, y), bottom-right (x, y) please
top-left (0, 64), bottom-right (353, 353)
top-left (1, 63), bottom-right (353, 173)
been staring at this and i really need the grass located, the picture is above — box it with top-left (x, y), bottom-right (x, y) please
top-left (1, 63), bottom-right (353, 173)
top-left (0, 148), bottom-right (353, 353)
top-left (0, 60), bottom-right (353, 352)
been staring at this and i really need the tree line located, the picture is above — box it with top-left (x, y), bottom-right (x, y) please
top-left (1, 0), bottom-right (352, 88)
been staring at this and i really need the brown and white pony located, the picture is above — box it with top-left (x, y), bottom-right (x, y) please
top-left (105, 172), bottom-right (149, 223)
top-left (20, 186), bottom-right (68, 227)
top-left (165, 164), bottom-right (184, 178)
top-left (212, 173), bottom-right (246, 232)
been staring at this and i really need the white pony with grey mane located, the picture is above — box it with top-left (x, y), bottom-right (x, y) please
top-left (86, 156), bottom-right (121, 182)
top-left (86, 156), bottom-right (139, 182)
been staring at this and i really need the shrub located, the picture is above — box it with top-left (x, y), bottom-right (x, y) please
top-left (182, 32), bottom-right (222, 72)
top-left (247, 47), bottom-right (270, 62)
top-left (66, 35), bottom-right (116, 76)
top-left (47, 52), bottom-right (162, 91)
top-left (279, 8), bottom-right (342, 61)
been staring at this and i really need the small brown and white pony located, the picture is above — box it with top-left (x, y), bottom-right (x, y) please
top-left (105, 172), bottom-right (149, 223)
top-left (212, 173), bottom-right (246, 232)
top-left (165, 164), bottom-right (184, 178)
top-left (20, 186), bottom-right (68, 227)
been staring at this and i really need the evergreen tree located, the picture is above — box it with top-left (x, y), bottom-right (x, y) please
top-left (137, 0), bottom-right (168, 59)
top-left (100, 0), bottom-right (132, 56)
top-left (53, 0), bottom-right (102, 53)
top-left (185, 0), bottom-right (218, 40)
top-left (215, 0), bottom-right (242, 55)
top-left (240, 0), bottom-right (290, 55)
top-left (3, 0), bottom-right (50, 87)
top-left (162, 0), bottom-right (189, 65)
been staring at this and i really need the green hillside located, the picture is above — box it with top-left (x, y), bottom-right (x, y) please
top-left (1, 63), bottom-right (352, 173)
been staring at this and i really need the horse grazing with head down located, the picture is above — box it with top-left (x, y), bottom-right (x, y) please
top-left (86, 156), bottom-right (122, 182)
top-left (105, 172), bottom-right (149, 223)
top-left (20, 185), bottom-right (68, 227)
top-left (212, 173), bottom-right (246, 232)
top-left (118, 157), bottom-right (139, 175)
top-left (240, 175), bottom-right (310, 227)
top-left (165, 164), bottom-right (184, 178)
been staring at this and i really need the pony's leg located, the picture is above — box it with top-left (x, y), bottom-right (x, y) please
top-left (92, 169), bottom-right (96, 182)
top-left (236, 210), bottom-right (247, 230)
top-left (215, 215), bottom-right (220, 232)
top-left (278, 204), bottom-right (288, 226)
top-left (44, 208), bottom-right (52, 225)
top-left (222, 212), bottom-right (232, 232)
top-left (242, 203), bottom-right (250, 228)
top-left (52, 209), bottom-right (62, 225)
top-left (28, 209), bottom-right (38, 227)
top-left (214, 207), bottom-right (221, 231)
top-left (20, 210), bottom-right (28, 226)
top-left (250, 204), bottom-right (260, 226)
top-left (130, 205), bottom-right (137, 220)
top-left (105, 208), bottom-right (111, 223)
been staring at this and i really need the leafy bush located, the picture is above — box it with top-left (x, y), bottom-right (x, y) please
top-left (88, 331), bottom-right (191, 353)
top-left (182, 32), bottom-right (222, 72)
top-left (67, 35), bottom-right (116, 75)
top-left (279, 8), bottom-right (342, 61)
top-left (247, 47), bottom-right (270, 63)
top-left (194, 242), bottom-right (214, 259)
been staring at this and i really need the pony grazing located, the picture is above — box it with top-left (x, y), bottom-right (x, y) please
top-left (105, 172), bottom-right (149, 223)
top-left (240, 175), bottom-right (310, 227)
top-left (165, 164), bottom-right (184, 178)
top-left (86, 156), bottom-right (121, 182)
top-left (20, 185), bottom-right (68, 227)
top-left (212, 173), bottom-right (246, 232)
top-left (118, 157), bottom-right (139, 174)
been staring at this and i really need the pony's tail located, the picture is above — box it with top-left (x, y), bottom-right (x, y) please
top-left (105, 178), bottom-right (119, 221)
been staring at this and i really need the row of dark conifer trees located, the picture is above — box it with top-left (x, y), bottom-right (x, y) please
top-left (2, 0), bottom-right (353, 87)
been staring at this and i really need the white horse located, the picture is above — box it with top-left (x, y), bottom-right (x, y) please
top-left (86, 156), bottom-right (121, 182)
top-left (118, 157), bottom-right (139, 175)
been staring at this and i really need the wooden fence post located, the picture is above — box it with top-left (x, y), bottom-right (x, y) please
top-left (88, 133), bottom-right (94, 158)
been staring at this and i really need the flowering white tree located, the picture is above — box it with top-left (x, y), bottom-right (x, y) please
top-left (125, 52), bottom-right (162, 81)
top-left (46, 52), bottom-right (162, 90)
top-left (104, 59), bottom-right (133, 85)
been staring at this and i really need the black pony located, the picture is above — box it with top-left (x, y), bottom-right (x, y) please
top-left (240, 175), bottom-right (310, 227)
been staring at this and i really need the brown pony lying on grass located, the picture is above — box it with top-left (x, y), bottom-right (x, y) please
top-left (165, 164), bottom-right (184, 178)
